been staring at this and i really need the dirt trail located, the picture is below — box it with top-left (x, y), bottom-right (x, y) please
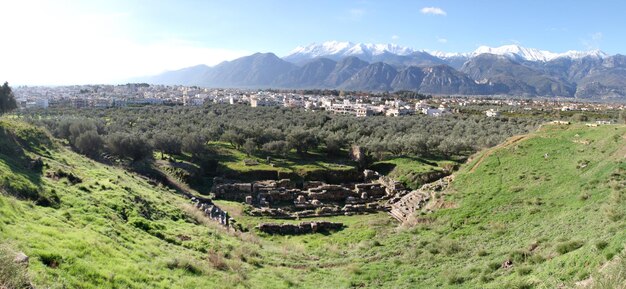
top-left (469, 135), bottom-right (528, 173)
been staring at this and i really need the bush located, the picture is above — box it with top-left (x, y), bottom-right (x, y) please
top-left (261, 140), bottom-right (290, 156)
top-left (166, 257), bottom-right (203, 275)
top-left (0, 175), bottom-right (40, 201)
top-left (73, 130), bottom-right (104, 157)
top-left (556, 240), bottom-right (584, 255)
top-left (39, 252), bottom-right (63, 268)
top-left (207, 249), bottom-right (229, 271)
top-left (443, 270), bottom-right (465, 285)
top-left (486, 261), bottom-right (501, 273)
top-left (129, 217), bottom-right (154, 232)
top-left (182, 135), bottom-right (207, 157)
top-left (152, 133), bottom-right (182, 157)
top-left (509, 250), bottom-right (532, 263)
top-left (441, 239), bottom-right (462, 255)
top-left (242, 138), bottom-right (257, 156)
top-left (517, 266), bottom-right (532, 276)
top-left (595, 240), bottom-right (609, 250)
top-left (106, 133), bottom-right (152, 161)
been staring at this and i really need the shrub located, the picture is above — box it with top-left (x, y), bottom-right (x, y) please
top-left (479, 273), bottom-right (493, 283)
top-left (441, 239), bottom-right (462, 255)
top-left (556, 240), bottom-right (584, 255)
top-left (166, 257), bottom-right (204, 275)
top-left (595, 240), bottom-right (609, 250)
top-left (517, 266), bottom-right (532, 276)
top-left (129, 217), bottom-right (153, 232)
top-left (443, 270), bottom-right (465, 285)
top-left (261, 140), bottom-right (290, 156)
top-left (207, 249), bottom-right (229, 271)
top-left (486, 261), bottom-right (501, 273)
top-left (74, 130), bottom-right (104, 157)
top-left (39, 252), bottom-right (63, 268)
top-left (106, 133), bottom-right (152, 161)
top-left (0, 178), bottom-right (40, 200)
top-left (509, 250), bottom-right (532, 263)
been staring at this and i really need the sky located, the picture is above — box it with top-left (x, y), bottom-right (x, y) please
top-left (1, 0), bottom-right (624, 85)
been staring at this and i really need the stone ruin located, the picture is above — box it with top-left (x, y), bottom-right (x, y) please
top-left (212, 170), bottom-right (411, 219)
top-left (389, 175), bottom-right (454, 223)
top-left (189, 196), bottom-right (239, 230)
top-left (257, 221), bottom-right (344, 235)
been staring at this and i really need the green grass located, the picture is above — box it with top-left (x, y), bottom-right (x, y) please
top-left (208, 141), bottom-right (355, 174)
top-left (1, 119), bottom-right (625, 288)
top-left (371, 156), bottom-right (458, 189)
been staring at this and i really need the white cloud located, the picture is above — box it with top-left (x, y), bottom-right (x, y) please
top-left (0, 1), bottom-right (249, 85)
top-left (581, 32), bottom-right (603, 50)
top-left (391, 35), bottom-right (400, 41)
top-left (348, 8), bottom-right (366, 20)
top-left (420, 7), bottom-right (447, 16)
top-left (591, 32), bottom-right (603, 41)
top-left (437, 37), bottom-right (448, 44)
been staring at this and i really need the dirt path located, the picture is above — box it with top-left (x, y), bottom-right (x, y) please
top-left (469, 135), bottom-right (528, 173)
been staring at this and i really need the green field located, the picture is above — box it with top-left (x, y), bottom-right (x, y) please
top-left (1, 119), bottom-right (625, 288)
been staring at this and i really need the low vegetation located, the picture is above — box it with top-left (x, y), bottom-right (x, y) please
top-left (0, 110), bottom-right (624, 288)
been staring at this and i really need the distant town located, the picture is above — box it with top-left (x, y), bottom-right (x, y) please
top-left (13, 84), bottom-right (626, 118)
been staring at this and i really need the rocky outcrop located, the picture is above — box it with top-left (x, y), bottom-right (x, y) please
top-left (14, 252), bottom-right (29, 266)
top-left (257, 221), bottom-right (343, 235)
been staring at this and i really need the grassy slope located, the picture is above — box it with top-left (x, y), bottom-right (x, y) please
top-left (371, 157), bottom-right (457, 189)
top-left (0, 119), bottom-right (250, 288)
top-left (409, 123), bottom-right (626, 287)
top-left (1, 119), bottom-right (625, 288)
top-left (208, 141), bottom-right (355, 174)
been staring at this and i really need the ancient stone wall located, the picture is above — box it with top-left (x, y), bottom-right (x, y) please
top-left (257, 221), bottom-right (343, 235)
top-left (213, 170), bottom-right (410, 219)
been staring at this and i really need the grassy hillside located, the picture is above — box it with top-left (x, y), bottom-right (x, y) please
top-left (371, 157), bottom-right (458, 189)
top-left (1, 119), bottom-right (625, 288)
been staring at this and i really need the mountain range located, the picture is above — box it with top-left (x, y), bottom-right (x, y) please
top-left (140, 41), bottom-right (626, 99)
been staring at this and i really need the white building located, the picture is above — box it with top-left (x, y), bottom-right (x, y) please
top-left (356, 107), bottom-right (374, 117)
top-left (485, 109), bottom-right (500, 117)
top-left (386, 107), bottom-right (413, 117)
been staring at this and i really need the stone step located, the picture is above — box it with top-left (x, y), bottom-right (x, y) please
top-left (388, 208), bottom-right (405, 222)
top-left (389, 190), bottom-right (426, 223)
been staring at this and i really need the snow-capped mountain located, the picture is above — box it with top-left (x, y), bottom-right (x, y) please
top-left (142, 41), bottom-right (626, 99)
top-left (288, 41), bottom-right (416, 58)
top-left (432, 45), bottom-right (608, 62)
top-left (284, 41), bottom-right (421, 64)
top-left (290, 41), bottom-right (608, 64)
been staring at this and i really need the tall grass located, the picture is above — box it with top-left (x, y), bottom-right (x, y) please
top-left (0, 244), bottom-right (30, 289)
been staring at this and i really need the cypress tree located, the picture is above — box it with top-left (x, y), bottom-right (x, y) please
top-left (0, 82), bottom-right (18, 114)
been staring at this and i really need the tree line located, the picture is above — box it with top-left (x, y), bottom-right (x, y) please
top-left (20, 104), bottom-right (544, 164)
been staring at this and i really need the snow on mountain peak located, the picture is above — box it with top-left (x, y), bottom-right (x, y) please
top-left (469, 45), bottom-right (608, 62)
top-left (287, 41), bottom-right (609, 63)
top-left (471, 45), bottom-right (558, 62)
top-left (286, 41), bottom-right (416, 59)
